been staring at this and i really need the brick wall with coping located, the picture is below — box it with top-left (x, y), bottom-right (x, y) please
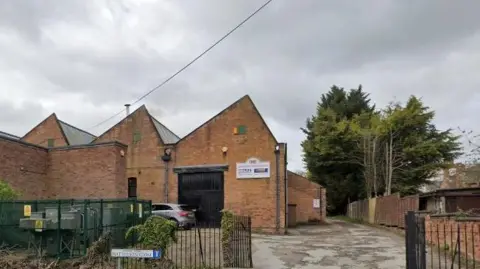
top-left (425, 214), bottom-right (480, 262)
top-left (0, 136), bottom-right (127, 200)
top-left (0, 137), bottom-right (48, 199)
top-left (46, 142), bottom-right (127, 199)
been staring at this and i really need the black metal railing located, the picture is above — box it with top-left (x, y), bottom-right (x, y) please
top-left (110, 215), bottom-right (253, 269)
top-left (0, 198), bottom-right (151, 259)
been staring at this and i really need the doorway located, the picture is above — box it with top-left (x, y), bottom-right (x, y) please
top-left (178, 172), bottom-right (224, 225)
top-left (128, 177), bottom-right (137, 198)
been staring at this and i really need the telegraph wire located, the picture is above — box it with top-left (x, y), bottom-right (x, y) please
top-left (88, 0), bottom-right (273, 131)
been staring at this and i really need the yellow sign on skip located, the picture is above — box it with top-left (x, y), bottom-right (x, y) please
top-left (34, 220), bottom-right (44, 232)
top-left (24, 205), bottom-right (31, 217)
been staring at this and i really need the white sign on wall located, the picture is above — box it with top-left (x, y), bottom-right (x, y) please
top-left (236, 158), bottom-right (271, 179)
top-left (111, 249), bottom-right (162, 259)
top-left (313, 199), bottom-right (320, 209)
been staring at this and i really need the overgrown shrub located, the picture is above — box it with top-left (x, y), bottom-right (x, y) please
top-left (126, 215), bottom-right (177, 252)
top-left (0, 180), bottom-right (19, 201)
top-left (126, 215), bottom-right (177, 268)
top-left (221, 210), bottom-right (234, 267)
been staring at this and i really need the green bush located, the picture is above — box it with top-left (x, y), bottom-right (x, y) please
top-left (0, 180), bottom-right (19, 200)
top-left (221, 210), bottom-right (234, 267)
top-left (126, 215), bottom-right (177, 253)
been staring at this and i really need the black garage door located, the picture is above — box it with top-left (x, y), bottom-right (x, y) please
top-left (178, 172), bottom-right (224, 225)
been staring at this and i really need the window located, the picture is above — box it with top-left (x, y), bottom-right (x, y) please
top-left (47, 138), bottom-right (55, 148)
top-left (133, 130), bottom-right (141, 144)
top-left (128, 177), bottom-right (137, 198)
top-left (234, 125), bottom-right (247, 135)
top-left (153, 204), bottom-right (171, 210)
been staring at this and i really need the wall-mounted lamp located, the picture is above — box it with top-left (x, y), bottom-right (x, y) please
top-left (120, 150), bottom-right (125, 157)
top-left (274, 144), bottom-right (280, 154)
top-left (162, 148), bottom-right (172, 162)
top-left (222, 146), bottom-right (228, 157)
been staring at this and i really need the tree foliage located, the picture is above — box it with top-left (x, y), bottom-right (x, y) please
top-left (0, 180), bottom-right (19, 200)
top-left (302, 85), bottom-right (461, 214)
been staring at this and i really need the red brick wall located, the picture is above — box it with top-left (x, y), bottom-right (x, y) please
top-left (0, 137), bottom-right (48, 199)
top-left (46, 142), bottom-right (127, 199)
top-left (287, 171), bottom-right (326, 223)
top-left (22, 114), bottom-right (68, 147)
top-left (425, 215), bottom-right (480, 262)
top-left (94, 106), bottom-right (166, 202)
top-left (172, 96), bottom-right (287, 233)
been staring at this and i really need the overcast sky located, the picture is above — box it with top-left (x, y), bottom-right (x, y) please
top-left (1, 0), bottom-right (480, 170)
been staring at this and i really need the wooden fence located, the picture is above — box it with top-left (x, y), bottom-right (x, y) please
top-left (347, 193), bottom-right (419, 228)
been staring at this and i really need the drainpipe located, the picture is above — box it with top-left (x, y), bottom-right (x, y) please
top-left (164, 162), bottom-right (169, 202)
top-left (284, 143), bottom-right (288, 231)
top-left (274, 144), bottom-right (281, 233)
top-left (318, 186), bottom-right (322, 221)
top-left (162, 148), bottom-right (172, 203)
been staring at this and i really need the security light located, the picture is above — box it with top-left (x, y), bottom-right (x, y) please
top-left (274, 145), bottom-right (280, 153)
top-left (162, 148), bottom-right (172, 162)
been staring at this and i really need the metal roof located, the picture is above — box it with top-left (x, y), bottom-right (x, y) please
top-left (150, 116), bottom-right (180, 144)
top-left (0, 130), bottom-right (20, 140)
top-left (58, 120), bottom-right (96, 146)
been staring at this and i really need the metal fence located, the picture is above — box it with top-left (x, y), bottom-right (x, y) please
top-left (406, 211), bottom-right (480, 269)
top-left (0, 198), bottom-right (151, 259)
top-left (111, 215), bottom-right (253, 269)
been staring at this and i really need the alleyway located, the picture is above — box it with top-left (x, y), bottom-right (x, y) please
top-left (252, 219), bottom-right (406, 269)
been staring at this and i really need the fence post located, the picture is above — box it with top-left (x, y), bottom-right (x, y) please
top-left (83, 199), bottom-right (89, 255)
top-left (100, 199), bottom-right (104, 235)
top-left (57, 200), bottom-right (62, 258)
top-left (116, 257), bottom-right (123, 269)
top-left (405, 211), bottom-right (417, 269)
top-left (248, 216), bottom-right (253, 268)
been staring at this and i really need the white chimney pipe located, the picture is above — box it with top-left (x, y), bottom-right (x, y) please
top-left (125, 104), bottom-right (131, 117)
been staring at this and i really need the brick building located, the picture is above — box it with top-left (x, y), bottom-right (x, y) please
top-left (0, 132), bottom-right (126, 200)
top-left (0, 95), bottom-right (326, 233)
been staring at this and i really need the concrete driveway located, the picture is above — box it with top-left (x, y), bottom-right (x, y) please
top-left (251, 219), bottom-right (406, 269)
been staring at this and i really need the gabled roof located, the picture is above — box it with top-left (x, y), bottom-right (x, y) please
top-left (0, 130), bottom-right (20, 140)
top-left (57, 120), bottom-right (97, 146)
top-left (93, 105), bottom-right (180, 145)
top-left (176, 95), bottom-right (278, 144)
top-left (148, 114), bottom-right (180, 144)
top-left (21, 113), bottom-right (96, 146)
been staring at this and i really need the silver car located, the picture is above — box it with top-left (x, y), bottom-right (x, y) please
top-left (151, 203), bottom-right (196, 229)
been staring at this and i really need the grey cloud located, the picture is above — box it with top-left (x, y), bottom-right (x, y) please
top-left (0, 100), bottom-right (46, 136)
top-left (1, 0), bottom-right (480, 170)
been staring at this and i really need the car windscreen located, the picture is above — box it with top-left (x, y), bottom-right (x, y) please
top-left (178, 205), bottom-right (196, 211)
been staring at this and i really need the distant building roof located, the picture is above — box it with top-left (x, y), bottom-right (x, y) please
top-left (58, 120), bottom-right (97, 146)
top-left (149, 115), bottom-right (180, 144)
top-left (0, 130), bottom-right (20, 140)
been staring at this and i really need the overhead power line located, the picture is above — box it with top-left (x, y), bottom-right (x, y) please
top-left (88, 0), bottom-right (273, 131)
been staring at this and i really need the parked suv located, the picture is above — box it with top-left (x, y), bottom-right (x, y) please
top-left (151, 203), bottom-right (196, 229)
